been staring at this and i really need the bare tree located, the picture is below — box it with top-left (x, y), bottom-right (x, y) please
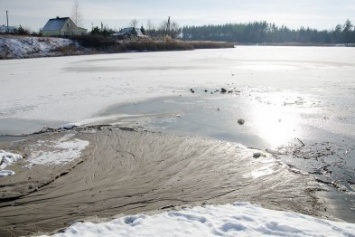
top-left (170, 21), bottom-right (181, 38)
top-left (158, 18), bottom-right (181, 38)
top-left (130, 19), bottom-right (139, 28)
top-left (146, 19), bottom-right (153, 31)
top-left (71, 0), bottom-right (83, 27)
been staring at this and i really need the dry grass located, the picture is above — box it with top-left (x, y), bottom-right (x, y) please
top-left (187, 40), bottom-right (235, 49)
top-left (70, 35), bottom-right (234, 53)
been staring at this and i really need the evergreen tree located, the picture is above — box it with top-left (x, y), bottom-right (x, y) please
top-left (182, 20), bottom-right (355, 44)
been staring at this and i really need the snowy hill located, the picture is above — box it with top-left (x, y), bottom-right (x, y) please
top-left (0, 36), bottom-right (77, 59)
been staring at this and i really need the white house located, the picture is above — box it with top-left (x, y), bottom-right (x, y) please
top-left (41, 17), bottom-right (87, 36)
top-left (0, 25), bottom-right (17, 33)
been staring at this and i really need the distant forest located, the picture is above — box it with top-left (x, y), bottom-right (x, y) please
top-left (181, 20), bottom-right (355, 44)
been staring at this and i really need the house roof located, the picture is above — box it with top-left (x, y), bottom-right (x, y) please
top-left (77, 27), bottom-right (87, 31)
top-left (42, 17), bottom-right (69, 31)
top-left (117, 27), bottom-right (144, 36)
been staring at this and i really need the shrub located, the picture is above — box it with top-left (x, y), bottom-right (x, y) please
top-left (51, 44), bottom-right (80, 55)
top-left (70, 35), bottom-right (117, 50)
top-left (17, 25), bottom-right (30, 35)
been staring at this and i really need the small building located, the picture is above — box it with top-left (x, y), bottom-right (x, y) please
top-left (0, 25), bottom-right (17, 33)
top-left (41, 17), bottom-right (87, 36)
top-left (111, 27), bottom-right (146, 39)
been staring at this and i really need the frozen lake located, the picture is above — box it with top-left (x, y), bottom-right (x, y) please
top-left (1, 46), bottom-right (355, 140)
top-left (1, 46), bottom-right (355, 222)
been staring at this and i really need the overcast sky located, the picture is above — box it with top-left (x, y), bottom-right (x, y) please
top-left (0, 0), bottom-right (354, 32)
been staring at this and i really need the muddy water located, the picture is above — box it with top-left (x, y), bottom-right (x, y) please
top-left (97, 92), bottom-right (355, 223)
top-left (0, 127), bottom-right (326, 236)
top-left (1, 89), bottom-right (354, 236)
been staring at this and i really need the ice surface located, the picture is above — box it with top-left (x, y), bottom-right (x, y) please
top-left (26, 134), bottom-right (89, 168)
top-left (0, 150), bottom-right (22, 177)
top-left (1, 47), bottom-right (355, 137)
top-left (36, 202), bottom-right (355, 237)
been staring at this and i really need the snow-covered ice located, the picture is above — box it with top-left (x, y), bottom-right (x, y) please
top-left (0, 150), bottom-right (22, 169)
top-left (0, 150), bottom-right (22, 177)
top-left (26, 134), bottom-right (89, 168)
top-left (1, 46), bottom-right (355, 137)
top-left (36, 202), bottom-right (355, 237)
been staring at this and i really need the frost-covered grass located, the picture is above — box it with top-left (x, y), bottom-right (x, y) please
top-left (0, 36), bottom-right (74, 59)
top-left (37, 202), bottom-right (355, 237)
top-left (0, 150), bottom-right (22, 177)
top-left (68, 35), bottom-right (233, 52)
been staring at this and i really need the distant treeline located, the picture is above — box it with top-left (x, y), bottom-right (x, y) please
top-left (182, 20), bottom-right (355, 44)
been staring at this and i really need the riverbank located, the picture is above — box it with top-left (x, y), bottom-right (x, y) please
top-left (0, 35), bottom-right (234, 59)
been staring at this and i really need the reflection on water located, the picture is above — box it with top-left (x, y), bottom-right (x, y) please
top-left (250, 93), bottom-right (302, 148)
top-left (251, 104), bottom-right (300, 148)
top-left (98, 93), bottom-right (306, 149)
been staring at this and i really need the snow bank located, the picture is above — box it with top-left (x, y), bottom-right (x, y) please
top-left (37, 202), bottom-right (355, 237)
top-left (26, 134), bottom-right (89, 168)
top-left (0, 150), bottom-right (22, 177)
top-left (0, 36), bottom-right (73, 59)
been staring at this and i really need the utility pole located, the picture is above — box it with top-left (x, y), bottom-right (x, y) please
top-left (166, 16), bottom-right (171, 36)
top-left (6, 10), bottom-right (9, 33)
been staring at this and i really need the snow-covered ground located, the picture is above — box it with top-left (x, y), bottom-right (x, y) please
top-left (0, 36), bottom-right (74, 59)
top-left (37, 202), bottom-right (355, 237)
top-left (0, 150), bottom-right (22, 177)
top-left (0, 134), bottom-right (88, 176)
top-left (25, 134), bottom-right (89, 168)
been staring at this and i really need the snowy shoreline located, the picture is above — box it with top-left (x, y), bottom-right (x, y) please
top-left (0, 35), bottom-right (234, 60)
